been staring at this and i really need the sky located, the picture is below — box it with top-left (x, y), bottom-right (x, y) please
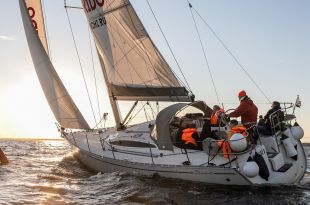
top-left (0, 0), bottom-right (309, 141)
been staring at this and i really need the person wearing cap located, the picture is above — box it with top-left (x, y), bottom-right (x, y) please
top-left (229, 90), bottom-right (258, 128)
top-left (257, 101), bottom-right (284, 135)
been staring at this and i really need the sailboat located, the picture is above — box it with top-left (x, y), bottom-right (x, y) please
top-left (19, 0), bottom-right (306, 185)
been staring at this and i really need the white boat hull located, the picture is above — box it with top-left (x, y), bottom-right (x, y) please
top-left (63, 122), bottom-right (306, 186)
top-left (75, 148), bottom-right (252, 185)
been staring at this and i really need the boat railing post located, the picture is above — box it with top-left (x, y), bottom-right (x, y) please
top-left (207, 141), bottom-right (212, 165)
top-left (99, 133), bottom-right (105, 155)
top-left (85, 134), bottom-right (91, 153)
top-left (270, 111), bottom-right (281, 152)
top-left (109, 139), bottom-right (115, 159)
top-left (149, 142), bottom-right (154, 165)
top-left (227, 139), bottom-right (232, 167)
top-left (70, 130), bottom-right (77, 146)
top-left (184, 148), bottom-right (190, 163)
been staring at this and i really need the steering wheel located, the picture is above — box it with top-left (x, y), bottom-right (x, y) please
top-left (216, 109), bottom-right (236, 125)
top-left (219, 112), bottom-right (231, 125)
top-left (225, 108), bottom-right (236, 114)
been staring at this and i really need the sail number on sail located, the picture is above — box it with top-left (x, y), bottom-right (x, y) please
top-left (90, 16), bottom-right (107, 29)
top-left (82, 0), bottom-right (106, 29)
top-left (27, 7), bottom-right (39, 33)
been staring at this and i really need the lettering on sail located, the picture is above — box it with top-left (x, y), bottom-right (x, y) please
top-left (82, 0), bottom-right (107, 29)
top-left (90, 16), bottom-right (107, 29)
top-left (28, 7), bottom-right (38, 34)
top-left (83, 0), bottom-right (105, 13)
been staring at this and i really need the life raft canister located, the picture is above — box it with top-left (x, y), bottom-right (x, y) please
top-left (182, 128), bottom-right (198, 146)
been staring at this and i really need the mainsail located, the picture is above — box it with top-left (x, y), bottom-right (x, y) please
top-left (19, 0), bottom-right (90, 130)
top-left (82, 0), bottom-right (190, 102)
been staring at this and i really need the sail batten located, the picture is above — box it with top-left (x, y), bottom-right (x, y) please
top-left (20, 0), bottom-right (90, 130)
top-left (83, 0), bottom-right (190, 100)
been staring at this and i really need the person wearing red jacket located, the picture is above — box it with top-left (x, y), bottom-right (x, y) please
top-left (229, 90), bottom-right (258, 128)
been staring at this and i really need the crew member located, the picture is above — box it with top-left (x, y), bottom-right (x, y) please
top-left (227, 119), bottom-right (247, 139)
top-left (257, 101), bottom-right (284, 135)
top-left (229, 90), bottom-right (258, 128)
top-left (210, 105), bottom-right (225, 126)
top-left (181, 126), bottom-right (200, 150)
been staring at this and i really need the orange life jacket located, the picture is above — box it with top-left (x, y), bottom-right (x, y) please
top-left (210, 108), bottom-right (225, 125)
top-left (182, 128), bottom-right (197, 146)
top-left (227, 124), bottom-right (247, 139)
top-left (217, 140), bottom-right (231, 159)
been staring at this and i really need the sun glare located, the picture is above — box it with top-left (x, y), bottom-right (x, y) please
top-left (0, 74), bottom-right (59, 139)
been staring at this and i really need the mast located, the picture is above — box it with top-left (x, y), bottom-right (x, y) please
top-left (97, 53), bottom-right (123, 129)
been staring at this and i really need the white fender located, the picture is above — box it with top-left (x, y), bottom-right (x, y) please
top-left (229, 133), bottom-right (247, 152)
top-left (243, 160), bottom-right (259, 178)
top-left (291, 126), bottom-right (304, 140)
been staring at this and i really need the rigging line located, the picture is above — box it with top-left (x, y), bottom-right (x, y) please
top-left (107, 11), bottom-right (177, 90)
top-left (107, 5), bottom-right (172, 89)
top-left (147, 102), bottom-right (156, 120)
top-left (104, 20), bottom-right (149, 87)
top-left (187, 1), bottom-right (221, 105)
top-left (92, 113), bottom-right (107, 129)
top-left (124, 1), bottom-right (182, 89)
top-left (41, 0), bottom-right (51, 58)
top-left (146, 0), bottom-right (193, 94)
top-left (126, 102), bottom-right (147, 125)
top-left (122, 3), bottom-right (164, 88)
top-left (105, 15), bottom-right (151, 87)
top-left (88, 8), bottom-right (147, 87)
top-left (65, 7), bottom-right (98, 127)
top-left (189, 2), bottom-right (271, 103)
top-left (90, 27), bottom-right (128, 87)
top-left (83, 0), bottom-right (140, 88)
top-left (144, 108), bottom-right (149, 122)
top-left (87, 25), bottom-right (102, 124)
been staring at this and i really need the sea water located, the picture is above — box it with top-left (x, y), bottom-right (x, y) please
top-left (0, 139), bottom-right (309, 205)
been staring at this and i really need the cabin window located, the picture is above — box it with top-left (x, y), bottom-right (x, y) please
top-left (110, 140), bottom-right (156, 148)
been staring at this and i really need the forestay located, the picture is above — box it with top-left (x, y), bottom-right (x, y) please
top-left (19, 0), bottom-right (90, 130)
top-left (82, 0), bottom-right (190, 101)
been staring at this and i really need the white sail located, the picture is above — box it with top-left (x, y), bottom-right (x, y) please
top-left (19, 0), bottom-right (90, 130)
top-left (25, 0), bottom-right (49, 54)
top-left (82, 0), bottom-right (190, 101)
